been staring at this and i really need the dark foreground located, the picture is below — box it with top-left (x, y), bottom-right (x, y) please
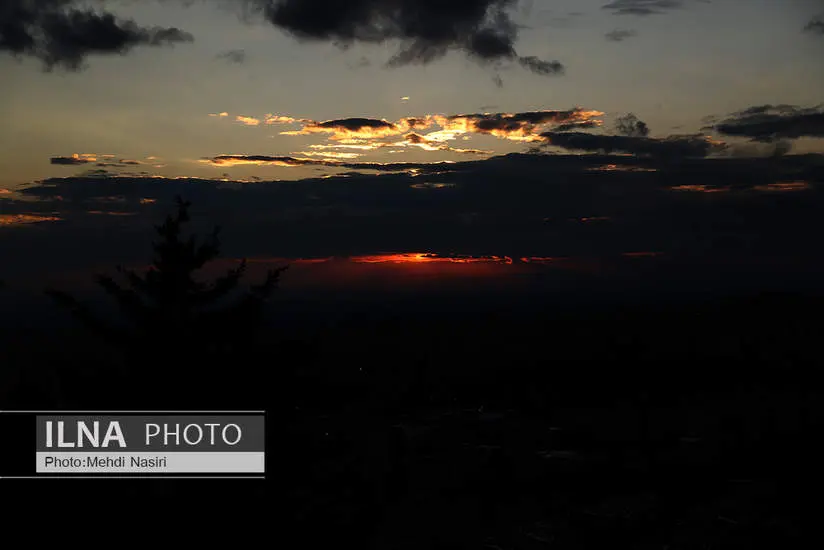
top-left (1, 292), bottom-right (822, 548)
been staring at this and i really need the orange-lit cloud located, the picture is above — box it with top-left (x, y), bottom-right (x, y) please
top-left (236, 115), bottom-right (262, 126)
top-left (308, 143), bottom-right (388, 151)
top-left (395, 132), bottom-right (490, 154)
top-left (0, 214), bottom-right (61, 226)
top-left (199, 154), bottom-right (462, 173)
top-left (264, 114), bottom-right (299, 125)
top-left (435, 109), bottom-right (605, 142)
top-left (201, 155), bottom-right (317, 167)
top-left (273, 109), bottom-right (603, 144)
top-left (209, 112), bottom-right (229, 118)
top-left (295, 151), bottom-right (363, 159)
top-left (217, 108), bottom-right (608, 154)
top-left (396, 116), bottom-right (436, 132)
top-left (753, 181), bottom-right (810, 192)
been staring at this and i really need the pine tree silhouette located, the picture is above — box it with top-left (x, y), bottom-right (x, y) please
top-left (46, 197), bottom-right (288, 395)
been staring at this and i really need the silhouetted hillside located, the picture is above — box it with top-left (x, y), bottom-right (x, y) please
top-left (2, 204), bottom-right (822, 549)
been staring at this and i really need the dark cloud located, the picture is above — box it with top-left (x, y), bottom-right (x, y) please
top-left (2, 1), bottom-right (562, 75)
top-left (317, 118), bottom-right (397, 132)
top-left (615, 113), bottom-right (650, 137)
top-left (605, 29), bottom-right (638, 41)
top-left (205, 155), bottom-right (323, 167)
top-left (51, 155), bottom-right (94, 165)
top-left (712, 105), bottom-right (824, 142)
top-left (553, 121), bottom-right (601, 132)
top-left (216, 48), bottom-right (247, 64)
top-left (281, 117), bottom-right (403, 140)
top-left (0, 0), bottom-right (193, 70)
top-left (517, 55), bottom-right (564, 75)
top-left (246, 0), bottom-right (563, 76)
top-left (6, 153), bottom-right (823, 296)
top-left (804, 17), bottom-right (824, 35)
top-left (601, 0), bottom-right (703, 16)
top-left (202, 154), bottom-right (465, 172)
top-left (541, 131), bottom-right (725, 159)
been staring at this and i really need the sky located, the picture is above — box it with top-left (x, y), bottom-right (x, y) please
top-left (1, 0), bottom-right (824, 310)
top-left (1, 0), bottom-right (823, 187)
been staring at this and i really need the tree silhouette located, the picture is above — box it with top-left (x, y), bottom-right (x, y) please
top-left (46, 197), bottom-right (288, 388)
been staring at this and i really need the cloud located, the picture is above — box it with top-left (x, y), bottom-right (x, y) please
top-left (50, 153), bottom-right (96, 165)
top-left (0, 0), bottom-right (193, 70)
top-left (718, 140), bottom-right (795, 159)
top-left (246, 0), bottom-right (564, 76)
top-left (8, 152), bottom-right (823, 290)
top-left (615, 113), bottom-right (650, 137)
top-left (264, 114), bottom-right (299, 125)
top-left (220, 107), bottom-right (607, 148)
top-left (200, 154), bottom-right (465, 173)
top-left (436, 109), bottom-right (604, 141)
top-left (517, 56), bottom-right (564, 75)
top-left (553, 121), bottom-right (602, 132)
top-left (216, 48), bottom-right (246, 64)
top-left (281, 117), bottom-right (402, 140)
top-left (605, 29), bottom-right (638, 41)
top-left (294, 151), bottom-right (364, 160)
top-left (540, 131), bottom-right (726, 158)
top-left (236, 115), bottom-right (262, 126)
top-left (2, 1), bottom-right (565, 75)
top-left (804, 17), bottom-right (824, 35)
top-left (712, 105), bottom-right (824, 142)
top-left (397, 117), bottom-right (436, 132)
top-left (397, 132), bottom-right (491, 154)
top-left (202, 155), bottom-right (321, 167)
top-left (602, 0), bottom-right (692, 16)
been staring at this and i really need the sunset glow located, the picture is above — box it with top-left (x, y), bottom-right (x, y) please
top-left (349, 253), bottom-right (514, 264)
